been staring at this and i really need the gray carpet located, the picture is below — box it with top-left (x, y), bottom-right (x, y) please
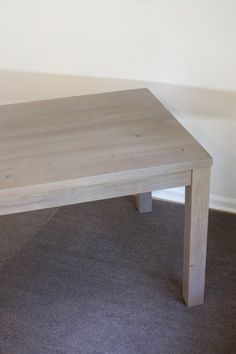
top-left (0, 197), bottom-right (235, 354)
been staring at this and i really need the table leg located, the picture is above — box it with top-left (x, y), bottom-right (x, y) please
top-left (136, 192), bottom-right (152, 213)
top-left (183, 167), bottom-right (211, 306)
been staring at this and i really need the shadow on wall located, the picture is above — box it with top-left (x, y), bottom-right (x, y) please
top-left (0, 70), bottom-right (235, 211)
top-left (0, 70), bottom-right (236, 120)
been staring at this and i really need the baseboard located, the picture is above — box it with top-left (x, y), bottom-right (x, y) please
top-left (152, 188), bottom-right (236, 214)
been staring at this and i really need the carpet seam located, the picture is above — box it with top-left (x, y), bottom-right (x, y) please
top-left (0, 208), bottom-right (59, 271)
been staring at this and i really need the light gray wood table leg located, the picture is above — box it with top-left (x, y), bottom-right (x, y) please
top-left (183, 167), bottom-right (210, 307)
top-left (136, 192), bottom-right (152, 213)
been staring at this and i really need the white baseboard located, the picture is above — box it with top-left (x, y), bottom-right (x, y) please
top-left (152, 187), bottom-right (236, 214)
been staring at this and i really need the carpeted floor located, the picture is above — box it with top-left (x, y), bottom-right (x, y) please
top-left (0, 197), bottom-right (235, 354)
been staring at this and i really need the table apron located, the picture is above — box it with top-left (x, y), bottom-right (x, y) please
top-left (0, 170), bottom-right (191, 216)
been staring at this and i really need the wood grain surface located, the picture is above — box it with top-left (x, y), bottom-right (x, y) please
top-left (0, 89), bottom-right (212, 215)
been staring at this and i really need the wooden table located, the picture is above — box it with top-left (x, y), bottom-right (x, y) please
top-left (0, 89), bottom-right (212, 307)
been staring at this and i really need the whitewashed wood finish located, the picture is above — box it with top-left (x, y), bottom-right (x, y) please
top-left (0, 89), bottom-right (212, 306)
top-left (0, 89), bottom-right (211, 194)
top-left (136, 192), bottom-right (152, 213)
top-left (0, 171), bottom-right (190, 216)
top-left (183, 168), bottom-right (211, 306)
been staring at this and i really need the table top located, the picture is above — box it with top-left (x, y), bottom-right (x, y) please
top-left (0, 89), bottom-right (212, 192)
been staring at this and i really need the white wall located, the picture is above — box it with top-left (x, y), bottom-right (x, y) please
top-left (0, 1), bottom-right (236, 212)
